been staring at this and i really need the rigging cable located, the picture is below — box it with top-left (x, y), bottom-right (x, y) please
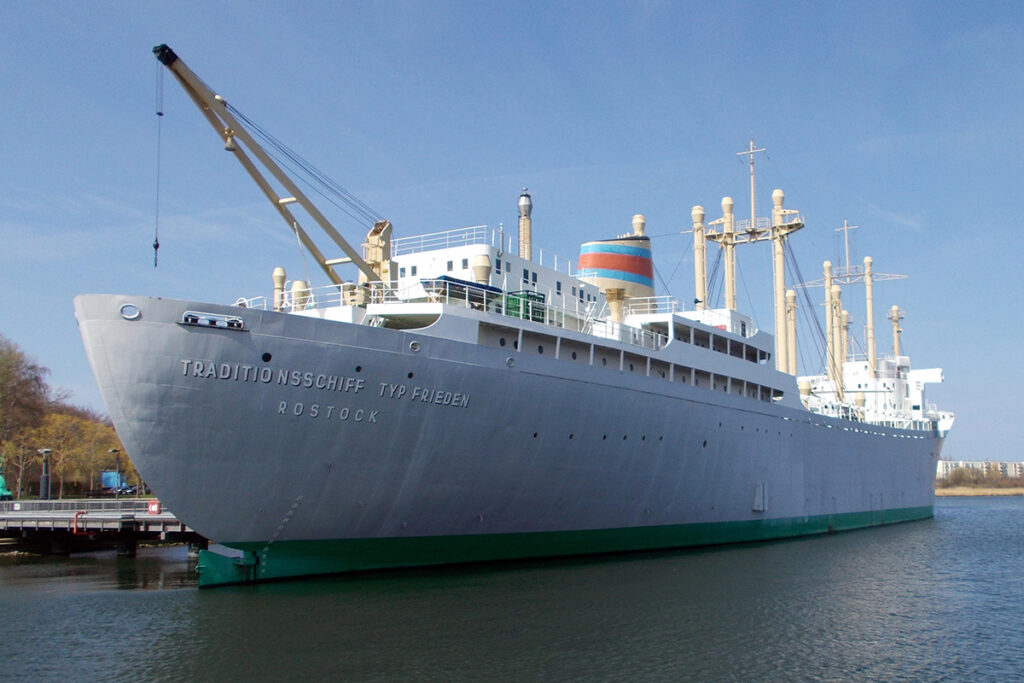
top-left (735, 259), bottom-right (759, 329)
top-left (656, 235), bottom-right (693, 299)
top-left (784, 241), bottom-right (830, 373)
top-left (226, 104), bottom-right (383, 229)
top-left (706, 248), bottom-right (724, 308)
top-left (153, 63), bottom-right (165, 267)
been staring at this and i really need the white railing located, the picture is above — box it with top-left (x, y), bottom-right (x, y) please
top-left (391, 225), bottom-right (489, 255)
top-left (626, 296), bottom-right (680, 315)
top-left (234, 278), bottom-right (669, 352)
top-left (391, 225), bottom-right (578, 275)
top-left (734, 216), bottom-right (771, 232)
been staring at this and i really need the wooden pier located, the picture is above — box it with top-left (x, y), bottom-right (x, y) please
top-left (0, 499), bottom-right (207, 557)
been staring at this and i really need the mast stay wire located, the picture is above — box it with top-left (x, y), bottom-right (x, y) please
top-left (706, 248), bottom-right (723, 308)
top-left (735, 260), bottom-right (759, 329)
top-left (651, 235), bottom-right (692, 300)
top-left (785, 240), bottom-right (830, 373)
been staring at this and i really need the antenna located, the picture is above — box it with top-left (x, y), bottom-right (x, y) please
top-left (737, 139), bottom-right (765, 230)
top-left (835, 219), bottom-right (858, 277)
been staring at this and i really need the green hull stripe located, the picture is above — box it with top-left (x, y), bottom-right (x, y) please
top-left (197, 506), bottom-right (933, 587)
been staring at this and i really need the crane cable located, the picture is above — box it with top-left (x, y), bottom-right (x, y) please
top-left (153, 64), bottom-right (164, 267)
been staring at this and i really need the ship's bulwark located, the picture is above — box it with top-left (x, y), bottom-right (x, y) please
top-left (74, 294), bottom-right (942, 586)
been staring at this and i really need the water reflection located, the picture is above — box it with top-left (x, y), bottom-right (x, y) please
top-left (0, 545), bottom-right (197, 593)
top-left (3, 498), bottom-right (1024, 681)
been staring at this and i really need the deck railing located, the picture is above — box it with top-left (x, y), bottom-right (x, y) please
top-left (234, 279), bottom-right (669, 352)
top-left (391, 225), bottom-right (490, 255)
top-left (391, 225), bottom-right (578, 275)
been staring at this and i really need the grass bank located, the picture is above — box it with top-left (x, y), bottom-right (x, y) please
top-left (935, 486), bottom-right (1024, 497)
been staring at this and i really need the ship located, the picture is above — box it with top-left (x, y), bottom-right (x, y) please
top-left (73, 46), bottom-right (954, 587)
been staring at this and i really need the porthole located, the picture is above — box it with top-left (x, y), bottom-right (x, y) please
top-left (538, 345), bottom-right (544, 354)
top-left (409, 341), bottom-right (420, 352)
top-left (569, 434), bottom-right (574, 440)
top-left (499, 338), bottom-right (506, 347)
top-left (602, 435), bottom-right (607, 440)
top-left (355, 366), bottom-right (362, 373)
top-left (629, 363), bottom-right (634, 372)
top-left (571, 351), bottom-right (578, 360)
top-left (408, 372), bottom-right (414, 379)
top-left (513, 340), bottom-right (519, 350)
top-left (261, 352), bottom-right (272, 363)
top-left (601, 358), bottom-right (607, 366)
top-left (533, 432), bottom-right (538, 438)
top-left (506, 357), bottom-right (516, 368)
top-left (119, 303), bottom-right (141, 320)
top-left (703, 440), bottom-right (708, 448)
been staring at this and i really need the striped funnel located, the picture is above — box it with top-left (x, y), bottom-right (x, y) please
top-left (578, 236), bottom-right (655, 299)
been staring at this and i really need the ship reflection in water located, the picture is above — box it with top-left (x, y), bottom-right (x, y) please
top-left (2, 497), bottom-right (1022, 680)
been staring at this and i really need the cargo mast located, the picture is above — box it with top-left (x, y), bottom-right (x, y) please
top-left (700, 141), bottom-right (804, 373)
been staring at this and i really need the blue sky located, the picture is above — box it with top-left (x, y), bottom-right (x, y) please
top-left (1, 1), bottom-right (1021, 460)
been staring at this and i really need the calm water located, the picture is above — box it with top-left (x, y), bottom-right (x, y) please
top-left (2, 496), bottom-right (1022, 681)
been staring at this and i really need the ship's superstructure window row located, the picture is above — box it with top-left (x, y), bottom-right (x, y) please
top-left (477, 322), bottom-right (783, 404)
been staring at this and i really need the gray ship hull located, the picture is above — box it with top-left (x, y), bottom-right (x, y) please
top-left (74, 294), bottom-right (943, 585)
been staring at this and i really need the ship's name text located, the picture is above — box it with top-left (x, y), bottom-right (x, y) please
top-left (179, 360), bottom-right (471, 409)
top-left (378, 383), bottom-right (470, 408)
top-left (180, 359), bottom-right (365, 393)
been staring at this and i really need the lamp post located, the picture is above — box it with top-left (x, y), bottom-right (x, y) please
top-left (109, 448), bottom-right (121, 500)
top-left (37, 448), bottom-right (51, 500)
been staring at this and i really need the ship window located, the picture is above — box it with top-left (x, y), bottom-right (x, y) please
top-left (446, 260), bottom-right (453, 271)
top-left (410, 266), bottom-right (418, 276)
top-left (572, 286), bottom-right (577, 297)
top-left (523, 268), bottom-right (529, 283)
top-left (496, 260), bottom-right (501, 273)
top-left (556, 281), bottom-right (562, 295)
top-left (531, 272), bottom-right (537, 284)
top-left (506, 261), bottom-right (510, 273)
top-left (399, 267), bottom-right (406, 277)
top-left (462, 258), bottom-right (469, 269)
top-left (499, 338), bottom-right (506, 347)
